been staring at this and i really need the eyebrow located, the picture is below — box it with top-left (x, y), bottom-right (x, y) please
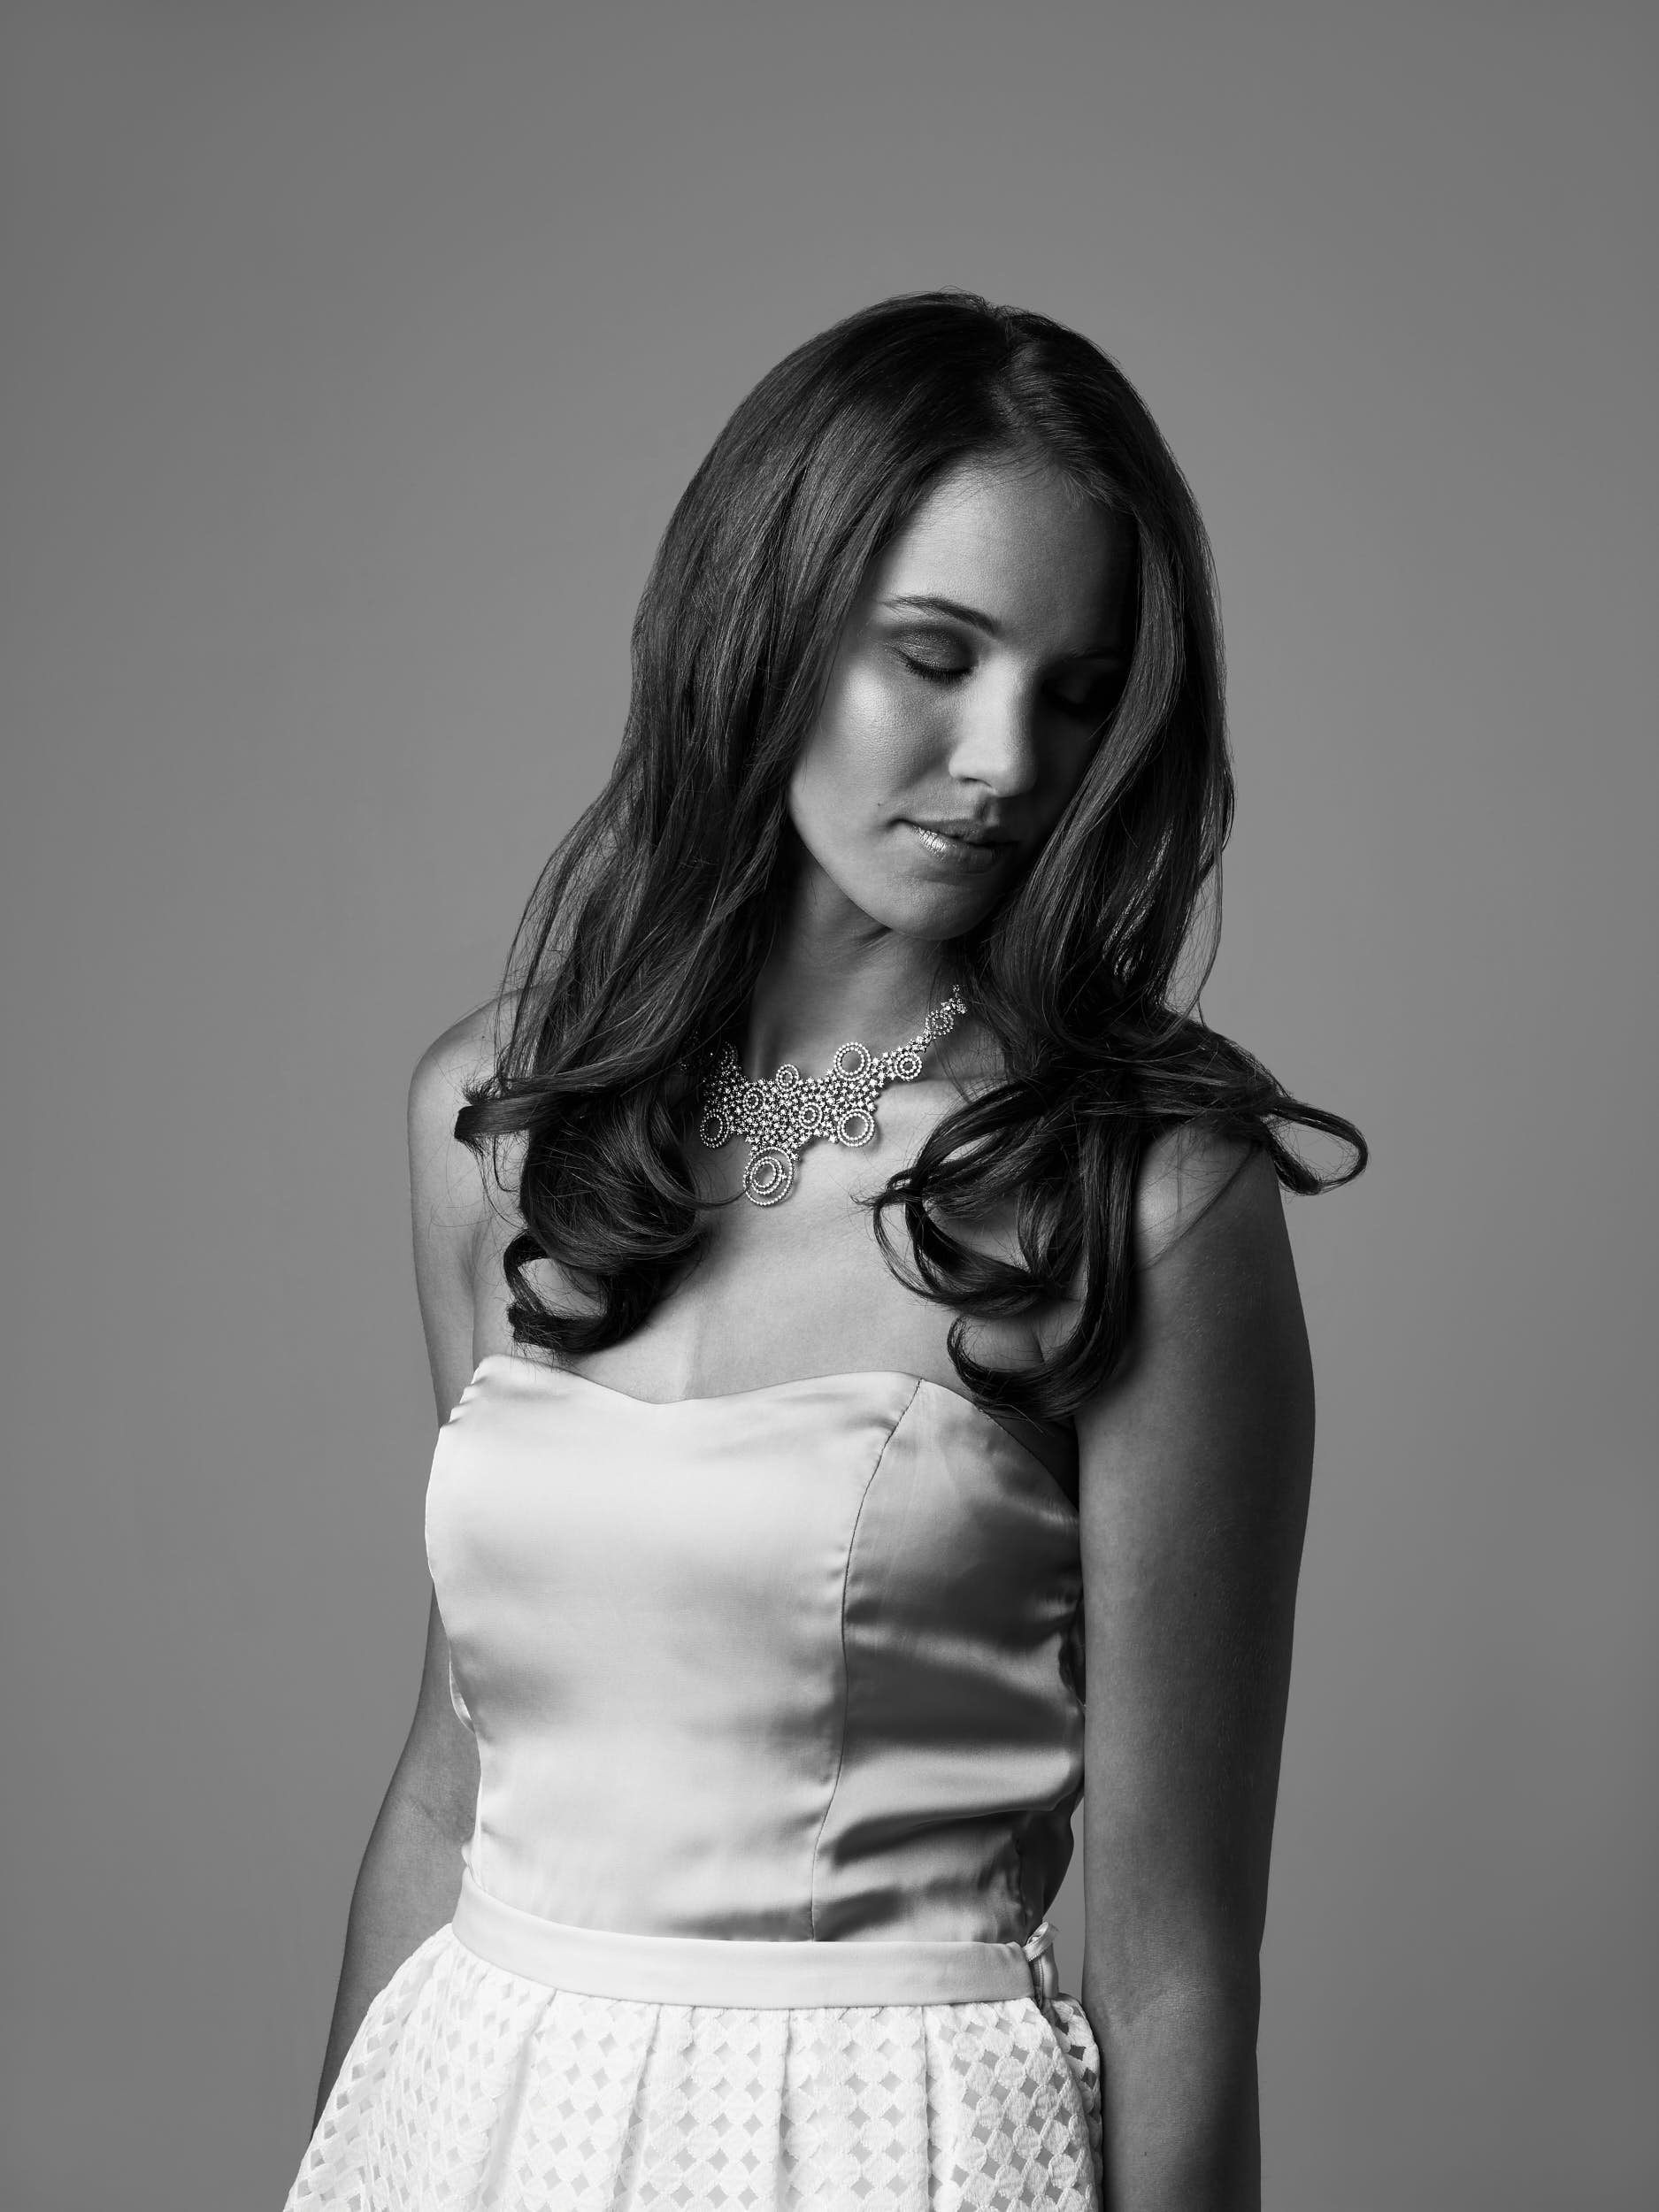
top-left (880, 593), bottom-right (1125, 661)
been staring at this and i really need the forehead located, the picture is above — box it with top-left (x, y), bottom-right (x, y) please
top-left (868, 457), bottom-right (1132, 650)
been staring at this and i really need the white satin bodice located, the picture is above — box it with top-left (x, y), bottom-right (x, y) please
top-left (425, 1355), bottom-right (1085, 1945)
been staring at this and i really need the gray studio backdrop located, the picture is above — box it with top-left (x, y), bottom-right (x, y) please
top-left (3, 5), bottom-right (1654, 2208)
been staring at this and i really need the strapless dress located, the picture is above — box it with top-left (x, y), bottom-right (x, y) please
top-left (285, 1355), bottom-right (1100, 2209)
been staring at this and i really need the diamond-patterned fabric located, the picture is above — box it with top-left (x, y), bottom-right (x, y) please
top-left (288, 1926), bottom-right (1103, 2209)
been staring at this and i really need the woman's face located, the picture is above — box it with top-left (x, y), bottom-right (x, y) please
top-left (787, 456), bottom-right (1133, 942)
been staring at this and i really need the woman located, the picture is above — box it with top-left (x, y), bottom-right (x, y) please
top-left (288, 291), bottom-right (1363, 2211)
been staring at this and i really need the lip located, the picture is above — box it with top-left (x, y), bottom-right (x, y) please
top-left (902, 819), bottom-right (1015, 874)
top-left (906, 816), bottom-right (1011, 845)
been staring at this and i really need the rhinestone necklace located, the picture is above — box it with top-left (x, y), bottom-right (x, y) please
top-left (696, 988), bottom-right (968, 1207)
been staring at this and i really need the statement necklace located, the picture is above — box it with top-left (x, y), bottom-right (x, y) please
top-left (696, 988), bottom-right (968, 1207)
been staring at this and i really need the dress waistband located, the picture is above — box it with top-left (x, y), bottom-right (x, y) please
top-left (452, 1871), bottom-right (1061, 2011)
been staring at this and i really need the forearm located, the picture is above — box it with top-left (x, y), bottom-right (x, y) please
top-left (1085, 1973), bottom-right (1262, 2212)
top-left (312, 1776), bottom-right (469, 2123)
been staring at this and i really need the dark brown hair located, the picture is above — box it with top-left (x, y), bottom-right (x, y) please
top-left (456, 291), bottom-right (1365, 1422)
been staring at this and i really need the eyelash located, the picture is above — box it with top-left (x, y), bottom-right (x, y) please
top-left (897, 649), bottom-right (1106, 722)
top-left (898, 650), bottom-right (969, 685)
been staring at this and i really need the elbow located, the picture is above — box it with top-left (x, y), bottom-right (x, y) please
top-left (1083, 1950), bottom-right (1260, 2055)
top-left (1080, 1958), bottom-right (1263, 2205)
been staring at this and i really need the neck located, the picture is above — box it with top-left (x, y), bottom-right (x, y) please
top-left (741, 863), bottom-right (955, 1079)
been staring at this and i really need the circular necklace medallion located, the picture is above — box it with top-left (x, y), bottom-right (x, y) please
top-left (695, 988), bottom-right (966, 1207)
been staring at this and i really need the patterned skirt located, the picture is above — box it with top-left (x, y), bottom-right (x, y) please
top-left (286, 1878), bottom-right (1104, 2210)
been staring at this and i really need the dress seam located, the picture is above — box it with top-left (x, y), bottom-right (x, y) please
top-left (808, 1379), bottom-right (922, 1939)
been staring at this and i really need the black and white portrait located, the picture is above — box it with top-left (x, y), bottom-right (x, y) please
top-left (4, 8), bottom-right (1652, 2210)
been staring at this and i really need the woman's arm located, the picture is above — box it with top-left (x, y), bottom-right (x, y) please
top-left (311, 1015), bottom-right (496, 2121)
top-left (1074, 1131), bottom-right (1315, 2212)
top-left (311, 1594), bottom-right (479, 2118)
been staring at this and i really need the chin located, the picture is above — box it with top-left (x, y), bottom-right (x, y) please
top-left (862, 879), bottom-right (999, 942)
top-left (803, 834), bottom-right (1012, 941)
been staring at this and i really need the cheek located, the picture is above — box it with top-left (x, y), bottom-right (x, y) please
top-left (1026, 709), bottom-right (1105, 824)
top-left (793, 663), bottom-right (939, 825)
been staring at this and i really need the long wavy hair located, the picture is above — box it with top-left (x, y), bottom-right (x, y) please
top-left (456, 291), bottom-right (1365, 1424)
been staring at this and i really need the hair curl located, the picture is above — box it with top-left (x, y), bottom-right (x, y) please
top-left (456, 291), bottom-right (1366, 1424)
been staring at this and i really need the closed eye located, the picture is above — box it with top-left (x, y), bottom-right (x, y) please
top-left (892, 635), bottom-right (1123, 718)
top-left (896, 649), bottom-right (972, 684)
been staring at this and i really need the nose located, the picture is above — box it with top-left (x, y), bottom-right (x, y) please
top-left (945, 671), bottom-right (1042, 801)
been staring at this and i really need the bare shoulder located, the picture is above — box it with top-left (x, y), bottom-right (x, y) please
top-left (1126, 1123), bottom-right (1308, 1394)
top-left (408, 1000), bottom-right (514, 1231)
top-left (407, 995), bottom-right (521, 1417)
top-left (1132, 1121), bottom-right (1279, 1271)
top-left (1079, 1121), bottom-right (1312, 1502)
